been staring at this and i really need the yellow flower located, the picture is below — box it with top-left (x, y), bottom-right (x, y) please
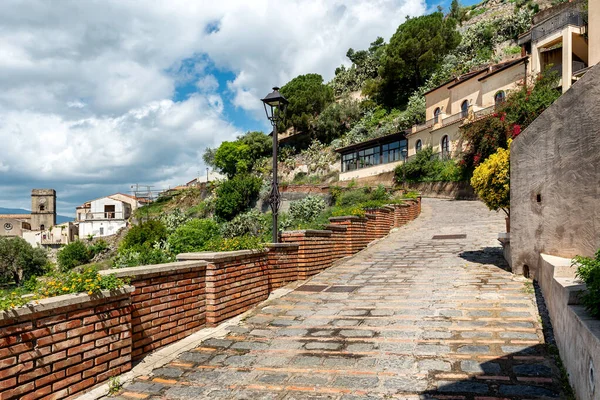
top-left (62, 287), bottom-right (69, 291)
top-left (88, 291), bottom-right (93, 295)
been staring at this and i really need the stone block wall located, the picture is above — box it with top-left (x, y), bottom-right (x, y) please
top-left (104, 262), bottom-right (207, 361)
top-left (0, 287), bottom-right (133, 400)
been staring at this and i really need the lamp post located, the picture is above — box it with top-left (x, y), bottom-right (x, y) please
top-left (261, 87), bottom-right (289, 243)
top-left (401, 148), bottom-right (408, 188)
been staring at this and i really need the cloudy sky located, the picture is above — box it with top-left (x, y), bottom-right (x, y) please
top-left (0, 0), bottom-right (476, 216)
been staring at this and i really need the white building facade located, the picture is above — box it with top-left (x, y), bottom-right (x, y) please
top-left (77, 196), bottom-right (133, 238)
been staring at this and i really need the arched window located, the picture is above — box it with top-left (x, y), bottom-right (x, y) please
top-left (415, 139), bottom-right (422, 153)
top-left (40, 224), bottom-right (45, 231)
top-left (461, 100), bottom-right (469, 118)
top-left (441, 135), bottom-right (450, 158)
top-left (494, 91), bottom-right (506, 106)
top-left (433, 107), bottom-right (441, 123)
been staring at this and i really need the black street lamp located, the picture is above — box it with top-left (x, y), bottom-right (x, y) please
top-left (261, 87), bottom-right (289, 243)
top-left (401, 148), bottom-right (408, 187)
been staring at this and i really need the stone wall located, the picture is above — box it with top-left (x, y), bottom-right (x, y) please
top-left (404, 181), bottom-right (477, 200)
top-left (0, 200), bottom-right (422, 398)
top-left (510, 65), bottom-right (600, 276)
top-left (537, 254), bottom-right (600, 400)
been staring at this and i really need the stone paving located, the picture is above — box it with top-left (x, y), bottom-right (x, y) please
top-left (115, 199), bottom-right (566, 399)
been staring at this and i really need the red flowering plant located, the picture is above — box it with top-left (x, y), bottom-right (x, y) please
top-left (459, 69), bottom-right (560, 174)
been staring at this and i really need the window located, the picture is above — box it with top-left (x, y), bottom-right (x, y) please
top-left (39, 205), bottom-right (45, 211)
top-left (340, 138), bottom-right (408, 172)
top-left (441, 135), bottom-right (450, 158)
top-left (434, 107), bottom-right (441, 123)
top-left (104, 205), bottom-right (116, 219)
top-left (99, 227), bottom-right (104, 235)
top-left (494, 91), bottom-right (506, 106)
top-left (415, 140), bottom-right (422, 153)
top-left (461, 100), bottom-right (469, 118)
top-left (40, 224), bottom-right (45, 231)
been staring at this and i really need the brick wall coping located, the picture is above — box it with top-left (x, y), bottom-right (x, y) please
top-left (364, 207), bottom-right (392, 213)
top-left (324, 224), bottom-right (347, 232)
top-left (365, 214), bottom-right (376, 219)
top-left (328, 216), bottom-right (364, 222)
top-left (0, 286), bottom-right (134, 321)
top-left (266, 243), bottom-right (300, 249)
top-left (382, 205), bottom-right (396, 211)
top-left (389, 203), bottom-right (410, 208)
top-left (99, 260), bottom-right (207, 279)
top-left (177, 249), bottom-right (267, 262)
top-left (281, 229), bottom-right (333, 237)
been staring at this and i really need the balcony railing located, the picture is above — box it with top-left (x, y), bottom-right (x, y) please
top-left (78, 211), bottom-right (126, 221)
top-left (531, 10), bottom-right (584, 43)
top-left (414, 117), bottom-right (435, 133)
top-left (442, 112), bottom-right (466, 127)
top-left (474, 105), bottom-right (496, 119)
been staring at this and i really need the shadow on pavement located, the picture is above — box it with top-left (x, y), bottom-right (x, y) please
top-left (459, 246), bottom-right (510, 272)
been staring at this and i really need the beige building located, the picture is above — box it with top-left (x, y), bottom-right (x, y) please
top-left (406, 57), bottom-right (528, 159)
top-left (591, 0), bottom-right (600, 66)
top-left (518, 0), bottom-right (588, 93)
top-left (0, 189), bottom-right (57, 238)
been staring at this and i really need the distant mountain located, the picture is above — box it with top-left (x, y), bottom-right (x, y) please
top-left (0, 208), bottom-right (73, 224)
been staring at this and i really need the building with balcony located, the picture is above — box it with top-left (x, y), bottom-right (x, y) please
top-left (518, 0), bottom-right (588, 93)
top-left (76, 193), bottom-right (142, 238)
top-left (407, 57), bottom-right (528, 160)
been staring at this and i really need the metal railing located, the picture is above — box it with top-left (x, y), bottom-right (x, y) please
top-left (78, 211), bottom-right (126, 221)
top-left (531, 10), bottom-right (584, 43)
top-left (474, 105), bottom-right (496, 118)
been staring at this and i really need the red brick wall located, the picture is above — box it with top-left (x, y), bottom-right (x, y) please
top-left (328, 217), bottom-right (369, 253)
top-left (116, 262), bottom-right (207, 361)
top-left (325, 224), bottom-right (351, 258)
top-left (267, 244), bottom-right (299, 290)
top-left (179, 252), bottom-right (271, 326)
top-left (280, 231), bottom-right (334, 280)
top-left (0, 288), bottom-right (133, 400)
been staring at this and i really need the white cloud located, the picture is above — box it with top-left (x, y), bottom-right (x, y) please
top-left (0, 0), bottom-right (426, 214)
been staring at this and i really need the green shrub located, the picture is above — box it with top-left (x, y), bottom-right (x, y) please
top-left (58, 241), bottom-right (91, 271)
top-left (574, 250), bottom-right (600, 318)
top-left (167, 219), bottom-right (220, 254)
top-left (394, 147), bottom-right (464, 183)
top-left (112, 247), bottom-right (174, 268)
top-left (220, 210), bottom-right (269, 239)
top-left (0, 266), bottom-right (127, 311)
top-left (0, 237), bottom-right (48, 286)
top-left (88, 240), bottom-right (108, 258)
top-left (215, 174), bottom-right (262, 221)
top-left (121, 220), bottom-right (168, 250)
top-left (160, 208), bottom-right (190, 234)
top-left (289, 196), bottom-right (327, 223)
top-left (203, 235), bottom-right (266, 252)
top-left (330, 205), bottom-right (366, 218)
top-left (335, 188), bottom-right (370, 207)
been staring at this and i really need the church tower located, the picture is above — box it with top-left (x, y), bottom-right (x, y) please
top-left (30, 189), bottom-right (56, 231)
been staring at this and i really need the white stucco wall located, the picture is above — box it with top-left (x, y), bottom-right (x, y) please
top-left (79, 220), bottom-right (127, 238)
top-left (339, 159), bottom-right (404, 182)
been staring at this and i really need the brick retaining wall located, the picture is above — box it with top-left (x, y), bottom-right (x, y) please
top-left (103, 262), bottom-right (207, 361)
top-left (0, 287), bottom-right (133, 400)
top-left (280, 230), bottom-right (334, 280)
top-left (0, 202), bottom-right (422, 398)
top-left (178, 251), bottom-right (270, 326)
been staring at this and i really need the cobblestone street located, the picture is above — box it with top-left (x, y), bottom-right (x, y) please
top-left (117, 199), bottom-right (566, 399)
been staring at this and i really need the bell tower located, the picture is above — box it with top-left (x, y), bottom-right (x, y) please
top-left (30, 189), bottom-right (56, 231)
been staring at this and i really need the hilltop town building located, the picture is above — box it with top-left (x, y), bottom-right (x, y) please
top-left (0, 189), bottom-right (57, 237)
top-left (77, 193), bottom-right (142, 238)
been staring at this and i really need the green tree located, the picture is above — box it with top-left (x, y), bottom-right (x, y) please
top-left (238, 131), bottom-right (272, 160)
top-left (280, 73), bottom-right (334, 134)
top-left (314, 100), bottom-right (362, 143)
top-left (380, 13), bottom-right (461, 107)
top-left (202, 147), bottom-right (216, 168)
top-left (58, 241), bottom-right (91, 271)
top-left (215, 174), bottom-right (262, 221)
top-left (0, 237), bottom-right (47, 285)
top-left (213, 141), bottom-right (252, 178)
top-left (120, 220), bottom-right (168, 251)
top-left (167, 219), bottom-right (220, 254)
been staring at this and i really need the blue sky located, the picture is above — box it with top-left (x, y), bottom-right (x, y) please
top-left (0, 0), bottom-right (484, 216)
